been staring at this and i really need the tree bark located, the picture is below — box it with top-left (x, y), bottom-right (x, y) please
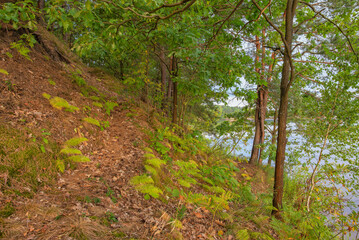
top-left (159, 46), bottom-right (168, 109)
top-left (268, 108), bottom-right (277, 167)
top-left (249, 35), bottom-right (262, 165)
top-left (171, 55), bottom-right (178, 125)
top-left (272, 0), bottom-right (297, 218)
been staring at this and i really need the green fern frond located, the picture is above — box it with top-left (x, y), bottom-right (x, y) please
top-left (146, 158), bottom-right (166, 169)
top-left (136, 184), bottom-right (163, 198)
top-left (143, 153), bottom-right (156, 159)
top-left (203, 185), bottom-right (225, 194)
top-left (42, 93), bottom-right (51, 99)
top-left (65, 137), bottom-right (88, 147)
top-left (49, 97), bottom-right (79, 112)
top-left (89, 96), bottom-right (100, 101)
top-left (130, 175), bottom-right (154, 185)
top-left (145, 165), bottom-right (158, 176)
top-left (236, 229), bottom-right (250, 240)
top-left (56, 160), bottom-right (65, 173)
top-left (83, 117), bottom-right (101, 127)
top-left (0, 69), bottom-right (9, 75)
top-left (68, 155), bottom-right (90, 162)
top-left (178, 179), bottom-right (191, 188)
top-left (60, 147), bottom-right (82, 155)
top-left (144, 147), bottom-right (153, 153)
top-left (92, 102), bottom-right (103, 108)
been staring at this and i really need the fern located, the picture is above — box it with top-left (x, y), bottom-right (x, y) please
top-left (83, 117), bottom-right (101, 127)
top-left (144, 165), bottom-right (158, 176)
top-left (130, 175), bottom-right (154, 185)
top-left (130, 174), bottom-right (163, 198)
top-left (104, 101), bottom-right (118, 116)
top-left (145, 158), bottom-right (165, 169)
top-left (236, 229), bottom-right (250, 240)
top-left (65, 137), bottom-right (88, 147)
top-left (56, 160), bottom-right (65, 173)
top-left (92, 102), bottom-right (103, 108)
top-left (68, 155), bottom-right (90, 162)
top-left (178, 179), bottom-right (191, 188)
top-left (89, 96), bottom-right (100, 101)
top-left (42, 93), bottom-right (51, 99)
top-left (49, 97), bottom-right (79, 112)
top-left (0, 69), bottom-right (9, 75)
top-left (60, 147), bottom-right (82, 155)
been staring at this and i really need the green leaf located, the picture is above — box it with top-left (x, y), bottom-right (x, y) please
top-left (60, 147), bottom-right (82, 155)
top-left (0, 69), bottom-right (9, 75)
top-left (40, 144), bottom-right (46, 153)
top-left (56, 160), bottom-right (65, 173)
top-left (68, 155), bottom-right (90, 162)
top-left (235, 229), bottom-right (250, 240)
top-left (65, 137), bottom-right (88, 147)
top-left (42, 93), bottom-right (51, 99)
top-left (83, 117), bottom-right (101, 127)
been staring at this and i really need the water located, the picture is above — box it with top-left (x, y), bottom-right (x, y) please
top-left (207, 122), bottom-right (359, 239)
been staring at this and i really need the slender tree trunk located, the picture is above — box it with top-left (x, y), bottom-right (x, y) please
top-left (258, 29), bottom-right (268, 165)
top-left (249, 35), bottom-right (261, 165)
top-left (159, 46), bottom-right (168, 109)
top-left (171, 55), bottom-right (178, 125)
top-left (258, 89), bottom-right (268, 165)
top-left (268, 108), bottom-right (277, 167)
top-left (172, 81), bottom-right (178, 124)
top-left (272, 0), bottom-right (298, 218)
top-left (119, 60), bottom-right (124, 81)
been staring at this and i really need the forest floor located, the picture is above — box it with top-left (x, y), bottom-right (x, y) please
top-left (0, 27), bottom-right (275, 239)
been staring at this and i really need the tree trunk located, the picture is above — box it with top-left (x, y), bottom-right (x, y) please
top-left (272, 0), bottom-right (297, 218)
top-left (268, 108), bottom-right (277, 167)
top-left (258, 88), bottom-right (268, 165)
top-left (249, 35), bottom-right (261, 165)
top-left (119, 60), bottom-right (124, 81)
top-left (159, 46), bottom-right (168, 109)
top-left (171, 55), bottom-right (178, 125)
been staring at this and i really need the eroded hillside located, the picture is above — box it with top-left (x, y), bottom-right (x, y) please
top-left (0, 26), bottom-right (275, 240)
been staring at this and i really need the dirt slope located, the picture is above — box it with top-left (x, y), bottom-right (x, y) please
top-left (0, 27), bottom-right (274, 240)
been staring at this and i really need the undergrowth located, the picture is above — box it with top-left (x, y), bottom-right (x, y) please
top-left (0, 124), bottom-right (59, 196)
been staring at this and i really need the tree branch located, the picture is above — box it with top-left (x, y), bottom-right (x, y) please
top-left (299, 1), bottom-right (359, 64)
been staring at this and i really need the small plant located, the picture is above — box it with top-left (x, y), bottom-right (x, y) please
top-left (70, 69), bottom-right (86, 86)
top-left (42, 93), bottom-right (51, 99)
top-left (104, 101), bottom-right (118, 116)
top-left (48, 79), bottom-right (56, 85)
top-left (44, 94), bottom-right (79, 112)
top-left (130, 174), bottom-right (163, 199)
top-left (0, 69), bottom-right (9, 75)
top-left (57, 137), bottom-right (89, 172)
top-left (83, 117), bottom-right (109, 130)
top-left (105, 211), bottom-right (118, 223)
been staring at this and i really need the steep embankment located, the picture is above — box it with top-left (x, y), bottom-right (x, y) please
top-left (0, 27), bottom-right (274, 240)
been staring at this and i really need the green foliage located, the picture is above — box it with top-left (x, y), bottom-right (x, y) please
top-left (130, 174), bottom-right (163, 199)
top-left (83, 117), bottom-right (100, 127)
top-left (82, 117), bottom-right (109, 131)
top-left (0, 124), bottom-right (59, 192)
top-left (0, 69), bottom-right (9, 75)
top-left (10, 34), bottom-right (37, 61)
top-left (60, 148), bottom-right (82, 155)
top-left (49, 96), bottom-right (79, 112)
top-left (65, 137), bottom-right (88, 147)
top-left (92, 102), bottom-right (103, 108)
top-left (0, 202), bottom-right (15, 218)
top-left (104, 101), bottom-right (118, 116)
top-left (235, 229), bottom-right (250, 240)
top-left (0, 0), bottom-right (37, 30)
top-left (70, 69), bottom-right (87, 87)
top-left (42, 93), bottom-right (51, 100)
top-left (67, 155), bottom-right (90, 163)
